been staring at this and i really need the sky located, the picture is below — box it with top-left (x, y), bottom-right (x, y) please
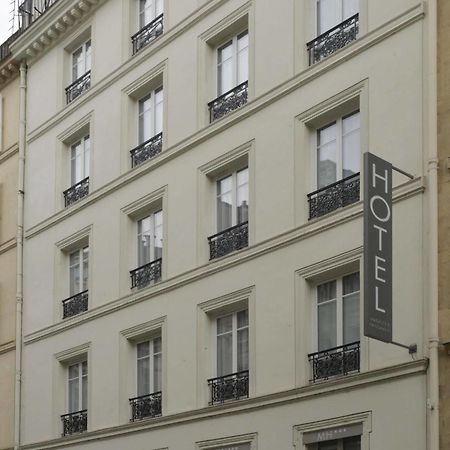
top-left (0, 1), bottom-right (17, 44)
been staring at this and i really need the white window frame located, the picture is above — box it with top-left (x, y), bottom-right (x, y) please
top-left (215, 167), bottom-right (248, 233)
top-left (136, 209), bottom-right (163, 267)
top-left (314, 272), bottom-right (360, 352)
top-left (214, 309), bottom-right (249, 377)
top-left (139, 0), bottom-right (163, 29)
top-left (138, 86), bottom-right (163, 145)
top-left (70, 135), bottom-right (90, 186)
top-left (67, 360), bottom-right (88, 413)
top-left (69, 246), bottom-right (89, 297)
top-left (315, 110), bottom-right (360, 189)
top-left (315, 0), bottom-right (359, 35)
top-left (216, 30), bottom-right (249, 96)
top-left (136, 335), bottom-right (162, 396)
top-left (72, 40), bottom-right (91, 82)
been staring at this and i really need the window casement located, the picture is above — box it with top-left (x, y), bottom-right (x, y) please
top-left (62, 246), bottom-right (89, 319)
top-left (64, 135), bottom-right (90, 207)
top-left (308, 111), bottom-right (360, 220)
top-left (66, 40), bottom-right (91, 104)
top-left (131, 210), bottom-right (163, 289)
top-left (132, 0), bottom-right (164, 54)
top-left (209, 167), bottom-right (249, 260)
top-left (131, 87), bottom-right (164, 167)
top-left (209, 309), bottom-right (249, 405)
top-left (130, 336), bottom-right (163, 421)
top-left (307, 436), bottom-right (361, 450)
top-left (307, 0), bottom-right (359, 65)
top-left (209, 31), bottom-right (249, 122)
top-left (308, 272), bottom-right (360, 383)
top-left (61, 361), bottom-right (88, 436)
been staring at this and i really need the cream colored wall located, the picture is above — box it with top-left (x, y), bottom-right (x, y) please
top-left (19, 0), bottom-right (431, 447)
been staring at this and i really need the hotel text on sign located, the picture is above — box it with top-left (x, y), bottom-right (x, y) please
top-left (363, 152), bottom-right (393, 343)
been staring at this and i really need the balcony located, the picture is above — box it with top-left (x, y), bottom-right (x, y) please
top-left (63, 177), bottom-right (89, 207)
top-left (129, 391), bottom-right (162, 421)
top-left (61, 410), bottom-right (87, 436)
top-left (307, 173), bottom-right (360, 220)
top-left (130, 258), bottom-right (162, 289)
top-left (62, 290), bottom-right (88, 319)
top-left (208, 370), bottom-right (249, 406)
top-left (307, 14), bottom-right (359, 65)
top-left (65, 71), bottom-right (91, 104)
top-left (130, 133), bottom-right (163, 168)
top-left (132, 14), bottom-right (164, 54)
top-left (208, 221), bottom-right (248, 260)
top-left (208, 81), bottom-right (248, 123)
top-left (308, 342), bottom-right (360, 383)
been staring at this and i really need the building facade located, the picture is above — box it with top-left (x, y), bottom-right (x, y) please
top-left (438, 0), bottom-right (450, 448)
top-left (0, 0), bottom-right (440, 449)
top-left (0, 40), bottom-right (20, 450)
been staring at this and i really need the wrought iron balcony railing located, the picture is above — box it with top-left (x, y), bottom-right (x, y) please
top-left (65, 71), bottom-right (91, 104)
top-left (130, 258), bottom-right (162, 289)
top-left (307, 13), bottom-right (359, 65)
top-left (63, 177), bottom-right (90, 207)
top-left (208, 370), bottom-right (249, 405)
top-left (129, 391), bottom-right (162, 421)
top-left (208, 81), bottom-right (248, 122)
top-left (307, 173), bottom-right (360, 220)
top-left (132, 14), bottom-right (164, 54)
top-left (61, 410), bottom-right (87, 436)
top-left (308, 341), bottom-right (360, 383)
top-left (62, 290), bottom-right (88, 319)
top-left (130, 133), bottom-right (163, 168)
top-left (208, 221), bottom-right (248, 260)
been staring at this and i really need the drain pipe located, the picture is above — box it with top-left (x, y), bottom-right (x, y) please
top-left (14, 61), bottom-right (27, 450)
top-left (426, 1), bottom-right (439, 449)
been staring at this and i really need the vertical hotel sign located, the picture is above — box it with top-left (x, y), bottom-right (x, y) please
top-left (364, 152), bottom-right (392, 343)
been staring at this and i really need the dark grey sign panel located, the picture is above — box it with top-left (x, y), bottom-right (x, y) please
top-left (364, 152), bottom-right (392, 343)
top-left (303, 423), bottom-right (363, 444)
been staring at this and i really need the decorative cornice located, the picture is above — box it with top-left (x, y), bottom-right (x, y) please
top-left (19, 359), bottom-right (427, 449)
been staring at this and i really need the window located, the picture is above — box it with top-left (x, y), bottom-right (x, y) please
top-left (61, 360), bottom-right (88, 435)
top-left (69, 247), bottom-right (89, 297)
top-left (316, 112), bottom-right (360, 189)
top-left (309, 436), bottom-right (361, 450)
top-left (68, 361), bottom-right (88, 413)
top-left (137, 337), bottom-right (162, 396)
top-left (317, 272), bottom-right (360, 352)
top-left (130, 211), bottom-right (163, 289)
top-left (138, 88), bottom-right (163, 145)
top-left (317, 0), bottom-right (359, 34)
top-left (72, 40), bottom-right (91, 82)
top-left (216, 309), bottom-right (249, 377)
top-left (139, 0), bottom-right (163, 29)
top-left (217, 31), bottom-right (248, 96)
top-left (209, 309), bottom-right (249, 405)
top-left (70, 135), bottom-right (90, 187)
top-left (217, 167), bottom-right (248, 233)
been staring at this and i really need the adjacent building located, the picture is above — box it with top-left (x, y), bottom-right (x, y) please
top-left (0, 0), bottom-right (442, 449)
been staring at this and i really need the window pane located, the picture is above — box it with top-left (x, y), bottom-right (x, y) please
top-left (318, 0), bottom-right (340, 34)
top-left (153, 352), bottom-right (162, 392)
top-left (237, 309), bottom-right (248, 328)
top-left (237, 168), bottom-right (249, 224)
top-left (83, 137), bottom-right (90, 179)
top-left (72, 47), bottom-right (83, 80)
top-left (154, 210), bottom-right (163, 260)
top-left (237, 327), bottom-right (249, 372)
top-left (218, 42), bottom-right (233, 95)
top-left (343, 0), bottom-right (359, 19)
top-left (155, 0), bottom-right (163, 17)
top-left (318, 301), bottom-right (337, 351)
top-left (68, 378), bottom-right (79, 412)
top-left (140, 0), bottom-right (154, 27)
top-left (137, 344), bottom-right (150, 396)
top-left (217, 332), bottom-right (233, 376)
top-left (81, 365), bottom-right (88, 410)
top-left (317, 123), bottom-right (337, 188)
top-left (343, 292), bottom-right (360, 344)
top-left (139, 94), bottom-right (152, 143)
top-left (237, 32), bottom-right (249, 85)
top-left (343, 272), bottom-right (360, 295)
top-left (138, 216), bottom-right (152, 266)
top-left (344, 436), bottom-right (361, 450)
top-left (317, 280), bottom-right (336, 303)
top-left (217, 176), bottom-right (233, 232)
top-left (342, 112), bottom-right (360, 178)
top-left (85, 41), bottom-right (91, 73)
top-left (82, 247), bottom-right (89, 291)
top-left (137, 341), bottom-right (150, 358)
top-left (217, 314), bottom-right (233, 334)
top-left (155, 88), bottom-right (164, 135)
top-left (318, 441), bottom-right (338, 450)
top-left (69, 251), bottom-right (80, 296)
